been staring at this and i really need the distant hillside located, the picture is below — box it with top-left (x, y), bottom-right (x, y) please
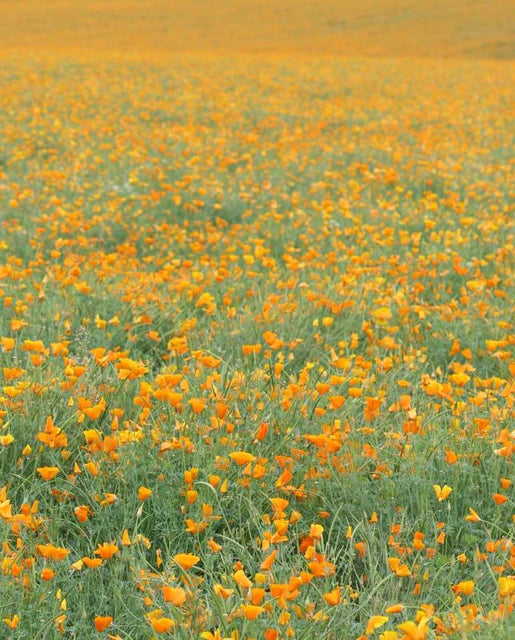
top-left (1, 0), bottom-right (513, 57)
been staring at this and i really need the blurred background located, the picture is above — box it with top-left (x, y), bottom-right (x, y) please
top-left (1, 0), bottom-right (513, 58)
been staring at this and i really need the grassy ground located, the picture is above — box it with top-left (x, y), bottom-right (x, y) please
top-left (0, 3), bottom-right (514, 640)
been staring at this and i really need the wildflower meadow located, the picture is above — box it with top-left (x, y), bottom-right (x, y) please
top-left (0, 2), bottom-right (513, 639)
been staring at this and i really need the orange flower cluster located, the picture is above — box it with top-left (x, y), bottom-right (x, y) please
top-left (0, 41), bottom-right (513, 640)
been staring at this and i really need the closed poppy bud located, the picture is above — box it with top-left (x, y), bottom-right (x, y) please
top-left (385, 604), bottom-right (404, 614)
top-left (465, 508), bottom-right (480, 522)
top-left (260, 550), bottom-right (278, 571)
top-left (254, 422), bottom-right (269, 440)
top-left (233, 569), bottom-right (252, 589)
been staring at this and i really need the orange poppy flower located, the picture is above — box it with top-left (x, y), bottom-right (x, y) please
top-left (453, 580), bottom-right (474, 596)
top-left (82, 557), bottom-right (103, 569)
top-left (323, 586), bottom-right (341, 606)
top-left (240, 604), bottom-right (264, 620)
top-left (94, 616), bottom-right (113, 632)
top-left (36, 544), bottom-right (70, 561)
top-left (74, 505), bottom-right (92, 522)
top-left (433, 485), bottom-right (453, 502)
top-left (37, 466), bottom-right (60, 480)
top-left (366, 615), bottom-right (388, 634)
top-left (173, 553), bottom-right (200, 570)
top-left (41, 568), bottom-right (55, 581)
top-left (162, 586), bottom-right (186, 605)
top-left (213, 584), bottom-right (234, 599)
top-left (138, 486), bottom-right (152, 501)
top-left (151, 617), bottom-right (174, 633)
top-left (3, 615), bottom-right (19, 629)
top-left (229, 451), bottom-right (256, 465)
top-left (94, 543), bottom-right (119, 560)
top-left (242, 344), bottom-right (261, 356)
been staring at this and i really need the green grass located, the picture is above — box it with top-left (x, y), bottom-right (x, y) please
top-left (0, 53), bottom-right (513, 639)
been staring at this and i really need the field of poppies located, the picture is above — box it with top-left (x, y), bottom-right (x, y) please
top-left (0, 4), bottom-right (514, 640)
